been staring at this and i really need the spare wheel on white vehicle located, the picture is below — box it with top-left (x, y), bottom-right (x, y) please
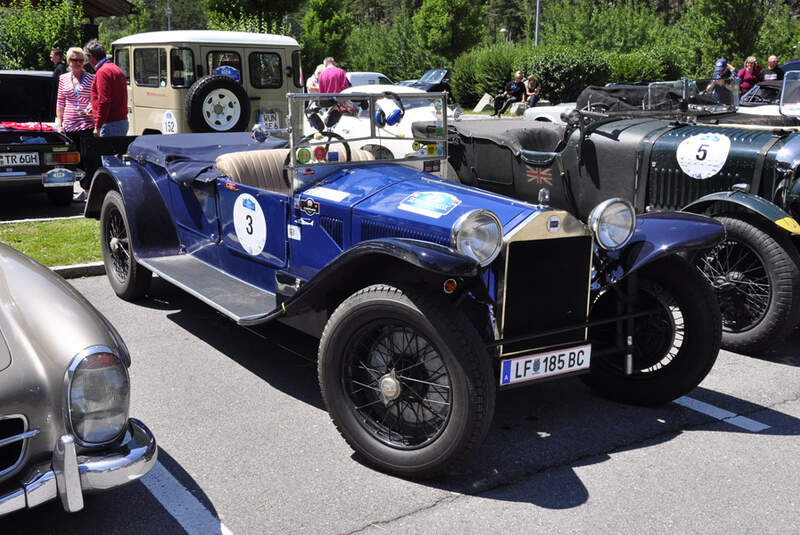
top-left (185, 74), bottom-right (251, 132)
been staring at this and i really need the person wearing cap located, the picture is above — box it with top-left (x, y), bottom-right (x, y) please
top-left (705, 58), bottom-right (738, 104)
top-left (761, 55), bottom-right (784, 82)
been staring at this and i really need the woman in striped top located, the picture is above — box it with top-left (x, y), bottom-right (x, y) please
top-left (56, 46), bottom-right (94, 146)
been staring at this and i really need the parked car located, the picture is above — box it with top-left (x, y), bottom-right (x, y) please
top-left (311, 86), bottom-right (461, 168)
top-left (85, 91), bottom-right (723, 477)
top-left (446, 74), bottom-right (800, 353)
top-left (0, 243), bottom-right (156, 517)
top-left (523, 101), bottom-right (574, 122)
top-left (0, 71), bottom-right (85, 205)
top-left (111, 30), bottom-right (303, 134)
top-left (397, 79), bottom-right (417, 87)
top-left (410, 68), bottom-right (453, 93)
top-left (346, 72), bottom-right (394, 87)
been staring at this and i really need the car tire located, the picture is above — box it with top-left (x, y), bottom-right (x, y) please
top-left (46, 187), bottom-right (73, 206)
top-left (583, 255), bottom-right (721, 406)
top-left (185, 75), bottom-right (251, 133)
top-left (318, 284), bottom-right (495, 478)
top-left (100, 190), bottom-right (151, 300)
top-left (691, 216), bottom-right (800, 354)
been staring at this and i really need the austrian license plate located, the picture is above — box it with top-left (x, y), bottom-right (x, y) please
top-left (263, 112), bottom-right (280, 129)
top-left (0, 152), bottom-right (39, 167)
top-left (499, 343), bottom-right (591, 386)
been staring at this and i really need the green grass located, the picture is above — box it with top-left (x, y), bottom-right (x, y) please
top-left (0, 218), bottom-right (102, 266)
top-left (468, 108), bottom-right (496, 115)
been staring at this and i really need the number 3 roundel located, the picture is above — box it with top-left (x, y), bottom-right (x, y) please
top-left (676, 133), bottom-right (731, 180)
top-left (233, 193), bottom-right (267, 255)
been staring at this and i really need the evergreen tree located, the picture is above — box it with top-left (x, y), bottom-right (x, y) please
top-left (301, 0), bottom-right (354, 73)
top-left (412, 0), bottom-right (486, 61)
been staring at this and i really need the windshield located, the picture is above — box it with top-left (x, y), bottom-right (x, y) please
top-left (283, 91), bottom-right (449, 191)
top-left (418, 69), bottom-right (447, 84)
top-left (741, 82), bottom-right (781, 105)
top-left (645, 78), bottom-right (739, 113)
top-left (780, 71), bottom-right (800, 117)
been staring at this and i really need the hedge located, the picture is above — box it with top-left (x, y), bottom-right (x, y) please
top-left (452, 44), bottom-right (686, 107)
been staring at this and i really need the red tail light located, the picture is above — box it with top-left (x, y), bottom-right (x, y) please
top-left (44, 152), bottom-right (80, 165)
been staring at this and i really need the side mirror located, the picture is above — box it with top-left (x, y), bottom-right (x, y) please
top-left (251, 123), bottom-right (269, 143)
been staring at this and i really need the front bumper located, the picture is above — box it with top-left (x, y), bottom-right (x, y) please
top-left (0, 418), bottom-right (156, 517)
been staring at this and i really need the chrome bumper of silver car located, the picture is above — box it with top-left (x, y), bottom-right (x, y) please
top-left (0, 418), bottom-right (156, 517)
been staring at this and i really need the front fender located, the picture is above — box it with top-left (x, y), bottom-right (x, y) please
top-left (240, 238), bottom-right (480, 325)
top-left (683, 190), bottom-right (800, 235)
top-left (596, 212), bottom-right (724, 287)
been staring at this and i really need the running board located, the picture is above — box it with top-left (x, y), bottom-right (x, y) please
top-left (140, 255), bottom-right (276, 323)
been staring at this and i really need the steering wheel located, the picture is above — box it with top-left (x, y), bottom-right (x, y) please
top-left (282, 131), bottom-right (353, 187)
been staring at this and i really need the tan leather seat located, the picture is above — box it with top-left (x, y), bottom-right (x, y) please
top-left (216, 148), bottom-right (291, 193)
top-left (216, 146), bottom-right (375, 194)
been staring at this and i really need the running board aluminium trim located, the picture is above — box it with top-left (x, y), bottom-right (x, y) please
top-left (139, 255), bottom-right (277, 323)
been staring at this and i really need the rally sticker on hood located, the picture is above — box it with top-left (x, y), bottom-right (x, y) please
top-left (398, 191), bottom-right (461, 219)
top-left (676, 133), bottom-right (731, 179)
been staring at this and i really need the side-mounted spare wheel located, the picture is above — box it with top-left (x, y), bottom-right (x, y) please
top-left (185, 75), bottom-right (251, 133)
top-left (318, 284), bottom-right (496, 478)
top-left (692, 216), bottom-right (800, 354)
top-left (100, 190), bottom-right (151, 300)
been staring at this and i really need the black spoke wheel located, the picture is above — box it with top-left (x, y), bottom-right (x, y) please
top-left (692, 216), bottom-right (800, 354)
top-left (100, 191), bottom-right (151, 300)
top-left (319, 284), bottom-right (495, 477)
top-left (584, 255), bottom-right (721, 406)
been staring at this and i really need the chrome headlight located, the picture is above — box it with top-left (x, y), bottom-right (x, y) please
top-left (65, 347), bottom-right (130, 446)
top-left (451, 209), bottom-right (503, 266)
top-left (588, 198), bottom-right (636, 251)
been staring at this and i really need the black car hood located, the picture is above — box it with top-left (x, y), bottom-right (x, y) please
top-left (0, 70), bottom-right (58, 123)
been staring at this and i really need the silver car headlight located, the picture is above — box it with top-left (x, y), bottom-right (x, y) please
top-left (451, 209), bottom-right (503, 267)
top-left (588, 198), bottom-right (636, 251)
top-left (65, 346), bottom-right (130, 446)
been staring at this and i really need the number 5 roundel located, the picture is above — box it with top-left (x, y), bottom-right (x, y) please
top-left (676, 133), bottom-right (731, 180)
top-left (233, 193), bottom-right (267, 255)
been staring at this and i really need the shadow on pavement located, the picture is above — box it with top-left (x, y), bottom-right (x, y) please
top-left (0, 447), bottom-right (225, 534)
top-left (134, 277), bottom-right (800, 511)
top-left (0, 184), bottom-right (84, 222)
top-left (143, 277), bottom-right (325, 411)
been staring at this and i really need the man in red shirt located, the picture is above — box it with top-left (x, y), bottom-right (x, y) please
top-left (318, 57), bottom-right (350, 94)
top-left (84, 39), bottom-right (129, 136)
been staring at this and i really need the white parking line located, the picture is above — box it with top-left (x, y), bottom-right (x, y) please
top-left (140, 461), bottom-right (233, 535)
top-left (1, 215), bottom-right (84, 224)
top-left (674, 396), bottom-right (771, 432)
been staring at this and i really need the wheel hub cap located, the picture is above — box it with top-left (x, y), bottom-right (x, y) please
top-left (109, 237), bottom-right (120, 252)
top-left (379, 370), bottom-right (401, 404)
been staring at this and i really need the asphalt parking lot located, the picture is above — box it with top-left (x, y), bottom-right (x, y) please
top-left (2, 273), bottom-right (798, 534)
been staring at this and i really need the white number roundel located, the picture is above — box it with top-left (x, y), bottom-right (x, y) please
top-left (676, 133), bottom-right (731, 180)
top-left (233, 193), bottom-right (267, 255)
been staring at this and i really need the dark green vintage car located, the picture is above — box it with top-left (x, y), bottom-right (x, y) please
top-left (446, 73), bottom-right (800, 353)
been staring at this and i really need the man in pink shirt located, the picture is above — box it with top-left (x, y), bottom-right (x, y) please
top-left (317, 57), bottom-right (350, 94)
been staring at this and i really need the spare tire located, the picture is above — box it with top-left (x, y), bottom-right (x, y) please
top-left (185, 75), bottom-right (251, 133)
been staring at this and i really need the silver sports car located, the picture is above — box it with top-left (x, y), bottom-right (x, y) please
top-left (0, 242), bottom-right (156, 516)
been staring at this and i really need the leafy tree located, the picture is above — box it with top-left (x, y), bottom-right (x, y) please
top-left (754, 2), bottom-right (800, 64)
top-left (301, 0), bottom-right (354, 73)
top-left (675, 0), bottom-right (766, 77)
top-left (98, 0), bottom-right (208, 45)
top-left (0, 0), bottom-right (83, 70)
top-left (412, 0), bottom-right (486, 61)
top-left (203, 0), bottom-right (295, 23)
top-left (207, 12), bottom-right (292, 35)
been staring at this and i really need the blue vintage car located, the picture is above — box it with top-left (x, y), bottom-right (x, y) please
top-left (85, 92), bottom-right (724, 477)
